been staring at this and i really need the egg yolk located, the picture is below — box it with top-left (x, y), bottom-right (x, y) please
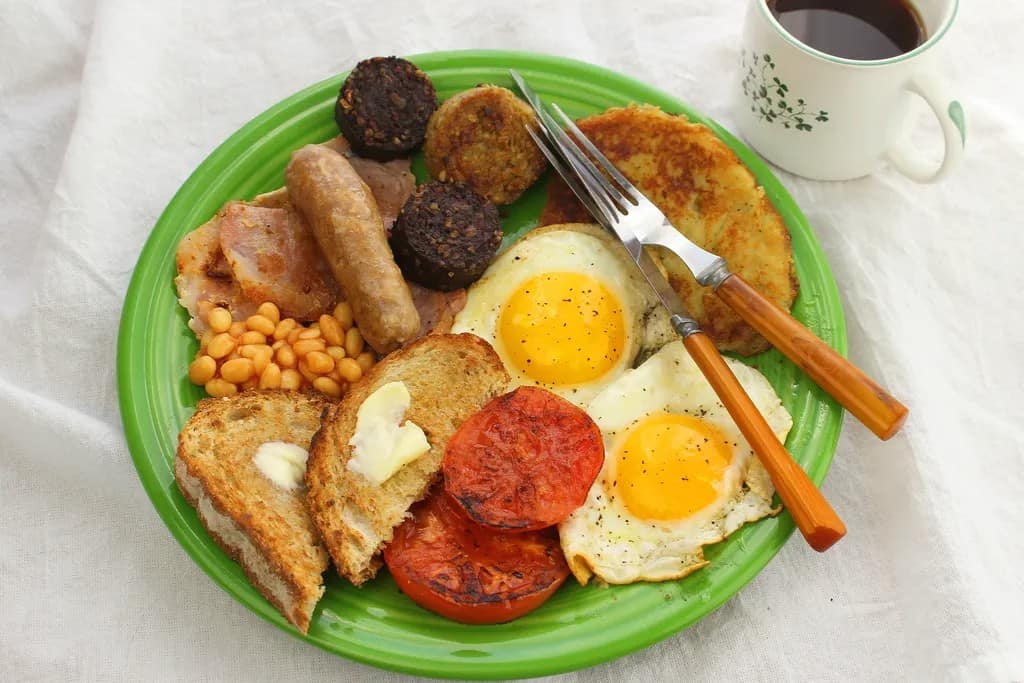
top-left (615, 413), bottom-right (734, 520)
top-left (498, 271), bottom-right (626, 386)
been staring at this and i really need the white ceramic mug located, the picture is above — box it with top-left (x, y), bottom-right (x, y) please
top-left (735, 0), bottom-right (965, 182)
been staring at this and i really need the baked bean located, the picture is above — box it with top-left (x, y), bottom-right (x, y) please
top-left (273, 318), bottom-right (298, 341)
top-left (305, 351), bottom-right (335, 375)
top-left (246, 314), bottom-right (276, 337)
top-left (344, 327), bottom-right (364, 357)
top-left (257, 302), bottom-right (281, 326)
top-left (337, 357), bottom-right (363, 383)
top-left (319, 315), bottom-right (344, 346)
top-left (297, 359), bottom-right (318, 384)
top-left (276, 345), bottom-right (297, 368)
top-left (207, 333), bottom-right (236, 360)
top-left (356, 351), bottom-right (375, 374)
top-left (205, 378), bottom-right (238, 398)
top-left (259, 363), bottom-right (282, 389)
top-left (333, 301), bottom-right (354, 330)
top-left (313, 376), bottom-right (343, 398)
top-left (221, 358), bottom-right (255, 384)
top-left (207, 307), bottom-right (232, 334)
top-left (280, 369), bottom-right (303, 391)
top-left (188, 355), bottom-right (217, 385)
top-left (200, 328), bottom-right (215, 351)
top-left (189, 300), bottom-right (376, 398)
top-left (293, 338), bottom-right (326, 356)
top-left (239, 330), bottom-right (267, 345)
top-left (251, 346), bottom-right (273, 375)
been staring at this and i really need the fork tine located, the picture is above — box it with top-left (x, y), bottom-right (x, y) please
top-left (533, 108), bottom-right (633, 215)
top-left (510, 70), bottom-right (630, 216)
top-left (544, 120), bottom-right (633, 214)
top-left (530, 123), bottom-right (626, 221)
top-left (543, 125), bottom-right (628, 215)
top-left (551, 133), bottom-right (633, 219)
top-left (534, 104), bottom-right (635, 213)
top-left (550, 103), bottom-right (642, 204)
top-left (509, 70), bottom-right (542, 112)
top-left (525, 125), bottom-right (611, 225)
top-left (510, 72), bottom-right (572, 143)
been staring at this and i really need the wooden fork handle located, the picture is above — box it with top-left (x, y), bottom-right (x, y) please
top-left (683, 331), bottom-right (847, 552)
top-left (715, 273), bottom-right (908, 440)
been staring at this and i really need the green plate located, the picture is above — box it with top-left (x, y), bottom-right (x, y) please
top-left (118, 50), bottom-right (845, 679)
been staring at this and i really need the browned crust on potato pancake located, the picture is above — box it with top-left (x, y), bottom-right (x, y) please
top-left (424, 85), bottom-right (547, 205)
top-left (539, 105), bottom-right (798, 356)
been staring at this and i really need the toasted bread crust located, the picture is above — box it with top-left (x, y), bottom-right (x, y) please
top-left (306, 333), bottom-right (510, 585)
top-left (175, 457), bottom-right (315, 630)
top-left (175, 390), bottom-right (332, 633)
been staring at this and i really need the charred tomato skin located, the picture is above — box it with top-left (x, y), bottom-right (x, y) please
top-left (383, 490), bottom-right (570, 624)
top-left (444, 386), bottom-right (605, 532)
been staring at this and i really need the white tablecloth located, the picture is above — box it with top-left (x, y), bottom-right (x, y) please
top-left (3, 1), bottom-right (1021, 680)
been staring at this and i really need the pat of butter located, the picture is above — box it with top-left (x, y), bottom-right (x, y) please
top-left (253, 441), bottom-right (309, 491)
top-left (347, 381), bottom-right (430, 485)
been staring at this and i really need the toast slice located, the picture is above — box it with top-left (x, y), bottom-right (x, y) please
top-left (175, 391), bottom-right (332, 633)
top-left (306, 333), bottom-right (509, 585)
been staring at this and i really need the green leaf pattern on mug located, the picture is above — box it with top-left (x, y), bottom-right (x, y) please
top-left (741, 50), bottom-right (829, 132)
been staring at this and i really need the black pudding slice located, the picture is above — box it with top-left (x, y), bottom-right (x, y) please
top-left (335, 56), bottom-right (437, 160)
top-left (390, 182), bottom-right (503, 291)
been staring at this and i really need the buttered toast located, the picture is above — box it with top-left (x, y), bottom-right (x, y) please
top-left (305, 333), bottom-right (509, 585)
top-left (175, 391), bottom-right (332, 633)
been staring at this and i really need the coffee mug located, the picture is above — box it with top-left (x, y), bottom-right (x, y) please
top-left (735, 0), bottom-right (965, 182)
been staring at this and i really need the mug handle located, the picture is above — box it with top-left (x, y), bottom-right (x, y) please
top-left (887, 72), bottom-right (966, 183)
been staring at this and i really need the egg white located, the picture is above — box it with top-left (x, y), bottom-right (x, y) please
top-left (451, 223), bottom-right (674, 408)
top-left (559, 339), bottom-right (793, 585)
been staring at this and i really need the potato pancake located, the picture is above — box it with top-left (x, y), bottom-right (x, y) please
top-left (425, 85), bottom-right (547, 205)
top-left (539, 105), bottom-right (797, 356)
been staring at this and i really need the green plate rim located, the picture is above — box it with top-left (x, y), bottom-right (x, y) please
top-left (117, 49), bottom-right (846, 679)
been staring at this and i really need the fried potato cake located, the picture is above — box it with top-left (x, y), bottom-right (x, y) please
top-left (539, 105), bottom-right (797, 356)
top-left (424, 85), bottom-right (547, 205)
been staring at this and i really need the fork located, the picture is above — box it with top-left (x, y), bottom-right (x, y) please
top-left (515, 74), bottom-right (845, 552)
top-left (511, 72), bottom-right (907, 442)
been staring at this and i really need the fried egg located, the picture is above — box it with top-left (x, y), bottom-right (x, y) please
top-left (558, 340), bottom-right (793, 584)
top-left (451, 223), bottom-right (674, 407)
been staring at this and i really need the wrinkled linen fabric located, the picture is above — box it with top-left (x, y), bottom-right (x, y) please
top-left (1, 0), bottom-right (1021, 681)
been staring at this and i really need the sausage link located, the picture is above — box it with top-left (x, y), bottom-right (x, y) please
top-left (285, 145), bottom-right (420, 354)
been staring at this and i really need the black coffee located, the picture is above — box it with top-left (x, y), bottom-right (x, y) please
top-left (766, 0), bottom-right (926, 60)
